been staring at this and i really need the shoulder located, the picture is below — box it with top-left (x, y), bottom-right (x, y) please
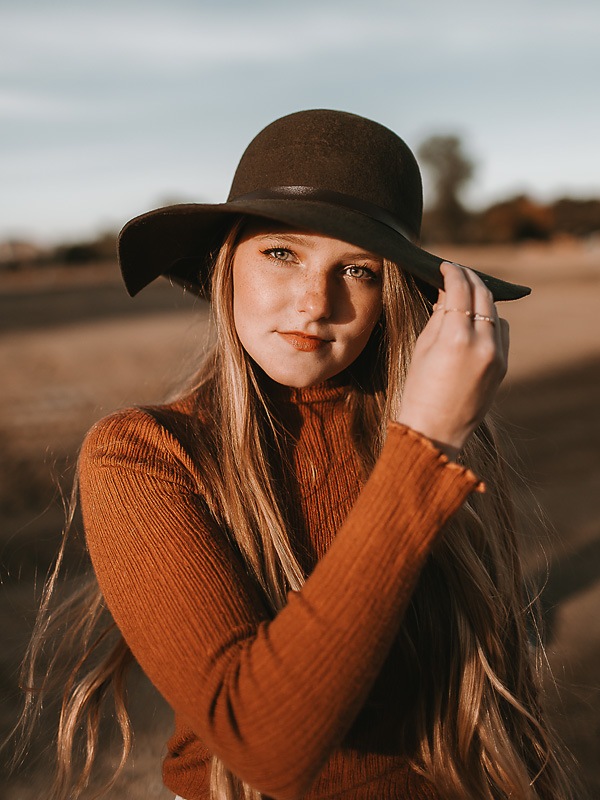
top-left (81, 406), bottom-right (164, 462)
top-left (79, 387), bottom-right (213, 491)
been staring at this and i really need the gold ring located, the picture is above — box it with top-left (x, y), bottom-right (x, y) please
top-left (443, 308), bottom-right (497, 327)
top-left (472, 313), bottom-right (496, 326)
top-left (443, 308), bottom-right (472, 316)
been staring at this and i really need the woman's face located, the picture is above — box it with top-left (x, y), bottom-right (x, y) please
top-left (232, 222), bottom-right (384, 388)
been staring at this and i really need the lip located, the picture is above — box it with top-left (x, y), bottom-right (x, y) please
top-left (277, 331), bottom-right (331, 352)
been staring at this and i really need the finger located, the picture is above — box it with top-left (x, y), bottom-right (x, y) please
top-left (462, 268), bottom-right (496, 317)
top-left (461, 268), bottom-right (502, 348)
top-left (439, 262), bottom-right (473, 325)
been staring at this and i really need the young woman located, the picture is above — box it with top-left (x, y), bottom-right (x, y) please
top-left (18, 110), bottom-right (575, 799)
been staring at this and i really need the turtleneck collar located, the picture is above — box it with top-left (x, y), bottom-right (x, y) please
top-left (258, 370), bottom-right (352, 406)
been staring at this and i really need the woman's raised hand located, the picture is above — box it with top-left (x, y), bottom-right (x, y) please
top-left (395, 262), bottom-right (510, 460)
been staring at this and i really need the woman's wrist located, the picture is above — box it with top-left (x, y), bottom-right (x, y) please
top-left (391, 413), bottom-right (469, 462)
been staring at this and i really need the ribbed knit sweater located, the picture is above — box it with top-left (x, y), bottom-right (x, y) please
top-left (78, 378), bottom-right (482, 800)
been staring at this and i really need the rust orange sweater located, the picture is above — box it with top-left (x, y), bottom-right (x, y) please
top-left (78, 379), bottom-right (481, 799)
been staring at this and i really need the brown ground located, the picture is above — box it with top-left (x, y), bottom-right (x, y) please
top-left (1, 240), bottom-right (599, 798)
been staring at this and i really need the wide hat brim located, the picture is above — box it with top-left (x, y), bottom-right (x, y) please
top-left (118, 198), bottom-right (531, 302)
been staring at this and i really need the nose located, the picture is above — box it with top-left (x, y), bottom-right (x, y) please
top-left (296, 274), bottom-right (333, 320)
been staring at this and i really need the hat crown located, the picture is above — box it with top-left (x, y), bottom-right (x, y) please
top-left (118, 108), bottom-right (530, 301)
top-left (228, 109), bottom-right (423, 239)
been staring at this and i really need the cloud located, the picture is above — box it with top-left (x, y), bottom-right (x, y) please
top-left (0, 5), bottom-right (401, 73)
top-left (0, 89), bottom-right (82, 120)
top-left (3, 2), bottom-right (599, 93)
top-left (3, 1), bottom-right (594, 73)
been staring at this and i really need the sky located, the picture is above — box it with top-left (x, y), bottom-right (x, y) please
top-left (2, 0), bottom-right (599, 245)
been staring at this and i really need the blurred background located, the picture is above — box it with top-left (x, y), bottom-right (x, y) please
top-left (2, 0), bottom-right (599, 796)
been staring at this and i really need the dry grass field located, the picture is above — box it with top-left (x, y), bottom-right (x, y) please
top-left (1, 240), bottom-right (599, 798)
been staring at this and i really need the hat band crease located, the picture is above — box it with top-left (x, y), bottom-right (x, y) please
top-left (228, 186), bottom-right (416, 243)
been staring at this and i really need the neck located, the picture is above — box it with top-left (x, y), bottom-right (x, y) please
top-left (257, 369), bottom-right (352, 406)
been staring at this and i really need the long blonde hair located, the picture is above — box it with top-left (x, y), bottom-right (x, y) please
top-left (12, 218), bottom-right (576, 799)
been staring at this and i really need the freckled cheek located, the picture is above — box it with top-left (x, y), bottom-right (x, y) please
top-left (234, 267), bottom-right (287, 315)
top-left (233, 277), bottom-right (287, 350)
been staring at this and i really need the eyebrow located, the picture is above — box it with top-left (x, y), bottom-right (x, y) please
top-left (254, 232), bottom-right (382, 262)
top-left (254, 232), bottom-right (314, 246)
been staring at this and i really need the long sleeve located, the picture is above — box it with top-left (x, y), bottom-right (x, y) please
top-left (78, 401), bottom-right (480, 800)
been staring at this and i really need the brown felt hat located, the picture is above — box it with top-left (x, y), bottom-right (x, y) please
top-left (118, 109), bottom-right (530, 301)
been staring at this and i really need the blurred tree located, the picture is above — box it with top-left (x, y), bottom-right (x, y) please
top-left (552, 198), bottom-right (600, 237)
top-left (418, 135), bottom-right (475, 242)
top-left (54, 231), bottom-right (117, 265)
top-left (476, 195), bottom-right (553, 243)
